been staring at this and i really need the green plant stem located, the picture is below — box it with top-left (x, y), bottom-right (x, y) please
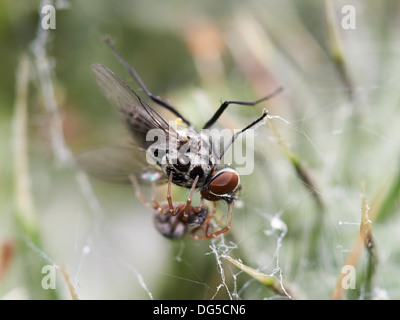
top-left (331, 184), bottom-right (377, 300)
top-left (360, 185), bottom-right (377, 299)
top-left (13, 55), bottom-right (38, 242)
top-left (325, 0), bottom-right (356, 103)
top-left (13, 55), bottom-right (58, 300)
top-left (221, 255), bottom-right (293, 299)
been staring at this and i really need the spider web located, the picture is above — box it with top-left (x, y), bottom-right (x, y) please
top-left (18, 0), bottom-right (400, 301)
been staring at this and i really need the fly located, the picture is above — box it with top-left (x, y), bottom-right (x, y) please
top-left (78, 37), bottom-right (282, 239)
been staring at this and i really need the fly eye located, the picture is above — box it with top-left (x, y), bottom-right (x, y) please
top-left (208, 169), bottom-right (240, 196)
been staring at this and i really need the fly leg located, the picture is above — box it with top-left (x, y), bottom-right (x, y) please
top-left (104, 37), bottom-right (191, 126)
top-left (202, 87), bottom-right (282, 129)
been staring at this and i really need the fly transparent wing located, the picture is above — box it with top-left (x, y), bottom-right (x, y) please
top-left (92, 64), bottom-right (186, 148)
top-left (76, 146), bottom-right (166, 185)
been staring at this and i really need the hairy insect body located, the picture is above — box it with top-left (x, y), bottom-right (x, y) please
top-left (157, 128), bottom-right (218, 189)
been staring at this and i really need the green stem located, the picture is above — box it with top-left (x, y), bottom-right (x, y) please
top-left (12, 55), bottom-right (58, 300)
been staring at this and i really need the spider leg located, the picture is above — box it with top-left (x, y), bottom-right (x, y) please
top-left (129, 174), bottom-right (161, 211)
top-left (193, 197), bottom-right (205, 214)
top-left (192, 201), bottom-right (234, 239)
top-left (191, 201), bottom-right (215, 239)
top-left (183, 175), bottom-right (199, 221)
top-left (150, 181), bottom-right (161, 210)
top-left (166, 172), bottom-right (176, 215)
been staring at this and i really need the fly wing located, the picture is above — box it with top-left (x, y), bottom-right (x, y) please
top-left (92, 64), bottom-right (186, 148)
top-left (76, 146), bottom-right (166, 185)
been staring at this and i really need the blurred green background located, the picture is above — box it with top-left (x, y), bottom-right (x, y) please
top-left (1, 0), bottom-right (400, 300)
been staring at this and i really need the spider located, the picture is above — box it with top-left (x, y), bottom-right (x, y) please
top-left (129, 174), bottom-right (233, 239)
